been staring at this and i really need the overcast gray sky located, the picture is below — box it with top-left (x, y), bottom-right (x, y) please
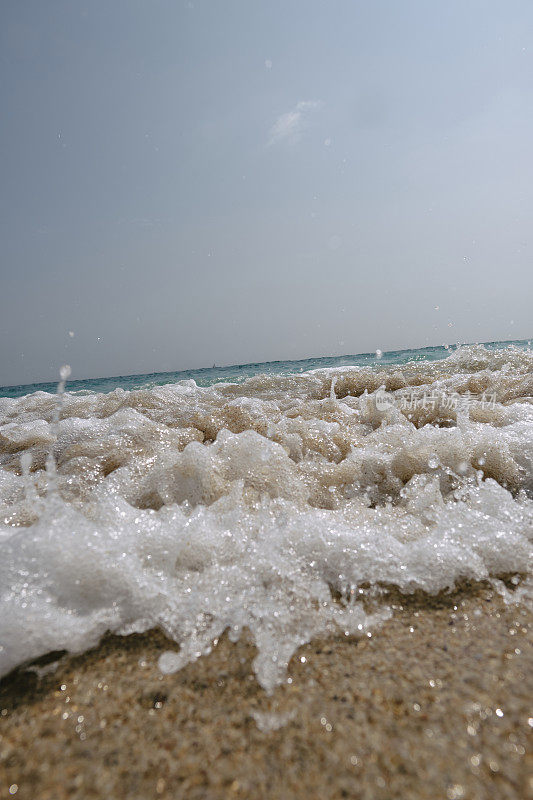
top-left (1, 0), bottom-right (532, 386)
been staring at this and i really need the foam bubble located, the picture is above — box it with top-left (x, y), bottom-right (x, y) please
top-left (0, 345), bottom-right (531, 690)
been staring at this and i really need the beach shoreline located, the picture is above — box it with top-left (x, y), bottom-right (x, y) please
top-left (1, 583), bottom-right (531, 800)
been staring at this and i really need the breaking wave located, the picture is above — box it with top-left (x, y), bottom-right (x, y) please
top-left (1, 344), bottom-right (532, 690)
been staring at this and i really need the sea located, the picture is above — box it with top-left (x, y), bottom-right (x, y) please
top-left (0, 340), bottom-right (530, 399)
top-left (0, 339), bottom-right (532, 691)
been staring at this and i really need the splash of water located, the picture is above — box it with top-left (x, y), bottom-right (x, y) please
top-left (0, 345), bottom-right (531, 690)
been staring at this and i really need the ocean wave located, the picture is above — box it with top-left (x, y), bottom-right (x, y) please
top-left (1, 344), bottom-right (532, 690)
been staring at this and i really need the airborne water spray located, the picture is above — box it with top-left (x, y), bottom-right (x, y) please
top-left (45, 364), bottom-right (71, 492)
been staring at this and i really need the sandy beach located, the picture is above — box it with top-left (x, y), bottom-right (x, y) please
top-left (1, 582), bottom-right (531, 800)
top-left (1, 0), bottom-right (532, 797)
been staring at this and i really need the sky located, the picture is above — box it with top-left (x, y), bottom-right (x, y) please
top-left (1, 0), bottom-right (532, 386)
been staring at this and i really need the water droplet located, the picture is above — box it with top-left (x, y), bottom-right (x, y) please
top-left (158, 651), bottom-right (182, 674)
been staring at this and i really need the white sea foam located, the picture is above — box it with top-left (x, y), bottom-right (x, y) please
top-left (0, 345), bottom-right (532, 690)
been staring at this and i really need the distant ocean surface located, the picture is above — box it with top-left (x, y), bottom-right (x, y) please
top-left (1, 339), bottom-right (531, 398)
top-left (1, 337), bottom-right (532, 690)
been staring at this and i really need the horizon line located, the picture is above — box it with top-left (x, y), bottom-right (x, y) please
top-left (1, 337), bottom-right (531, 393)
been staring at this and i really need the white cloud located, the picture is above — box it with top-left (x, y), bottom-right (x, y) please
top-left (267, 100), bottom-right (321, 146)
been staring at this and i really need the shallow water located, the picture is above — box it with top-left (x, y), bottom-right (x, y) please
top-left (1, 339), bottom-right (530, 398)
top-left (0, 342), bottom-right (532, 690)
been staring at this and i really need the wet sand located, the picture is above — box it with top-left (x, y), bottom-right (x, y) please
top-left (1, 584), bottom-right (531, 800)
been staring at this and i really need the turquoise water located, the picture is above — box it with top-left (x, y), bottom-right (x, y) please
top-left (1, 339), bottom-right (530, 399)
